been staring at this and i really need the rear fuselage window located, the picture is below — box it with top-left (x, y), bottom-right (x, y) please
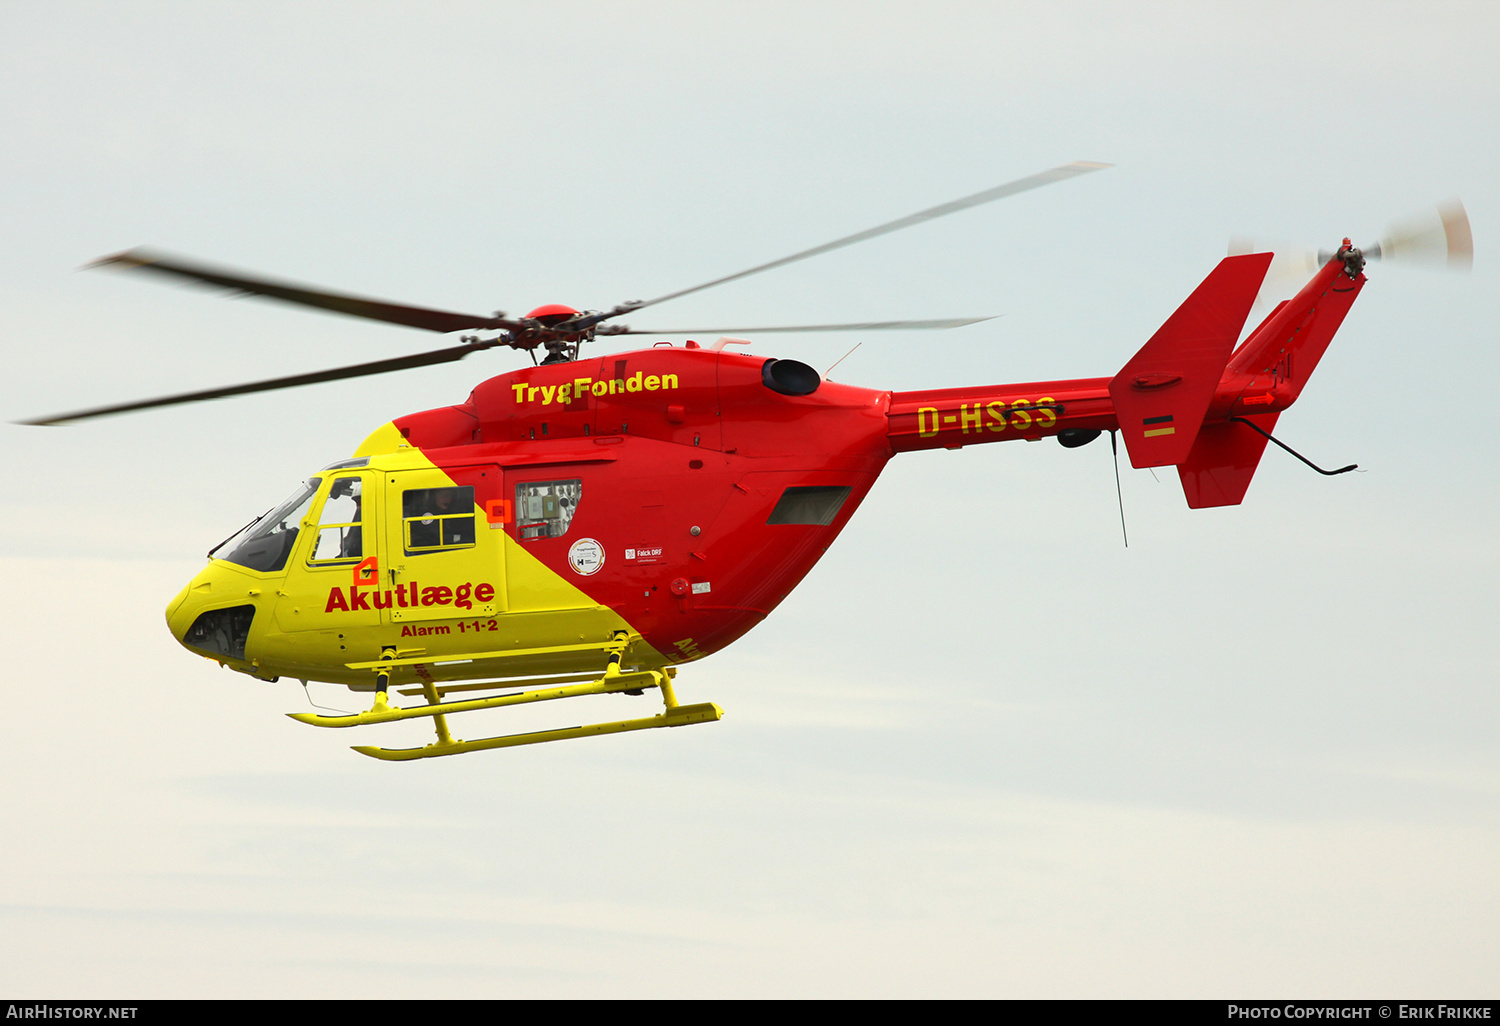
top-left (403, 486), bottom-right (476, 553)
top-left (766, 485), bottom-right (851, 526)
top-left (516, 479), bottom-right (582, 540)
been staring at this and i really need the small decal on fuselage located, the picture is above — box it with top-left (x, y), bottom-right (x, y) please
top-left (568, 538), bottom-right (605, 575)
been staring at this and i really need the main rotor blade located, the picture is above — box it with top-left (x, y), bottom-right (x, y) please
top-left (1228, 236), bottom-right (1321, 310)
top-left (627, 161), bottom-right (1110, 314)
top-left (599, 316), bottom-right (997, 335)
top-left (88, 249), bottom-right (523, 334)
top-left (20, 342), bottom-right (495, 425)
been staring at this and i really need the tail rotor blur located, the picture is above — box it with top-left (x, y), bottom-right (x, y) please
top-left (1231, 198), bottom-right (1472, 311)
top-left (1359, 199), bottom-right (1473, 270)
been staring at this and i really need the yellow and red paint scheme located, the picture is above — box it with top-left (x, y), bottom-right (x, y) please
top-left (166, 251), bottom-right (1366, 705)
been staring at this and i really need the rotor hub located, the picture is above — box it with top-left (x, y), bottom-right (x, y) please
top-left (525, 303), bottom-right (581, 324)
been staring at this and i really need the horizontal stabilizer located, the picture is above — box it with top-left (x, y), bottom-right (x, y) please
top-left (1110, 253), bottom-right (1272, 468)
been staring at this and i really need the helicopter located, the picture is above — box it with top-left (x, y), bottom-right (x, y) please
top-left (22, 163), bottom-right (1473, 760)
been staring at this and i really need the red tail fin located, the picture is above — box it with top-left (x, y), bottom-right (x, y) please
top-left (1109, 254), bottom-right (1271, 468)
top-left (1176, 412), bottom-right (1280, 508)
top-left (1176, 255), bottom-right (1367, 508)
top-left (1222, 255), bottom-right (1365, 401)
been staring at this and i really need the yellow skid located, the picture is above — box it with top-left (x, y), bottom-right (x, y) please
top-left (287, 658), bottom-right (720, 760)
top-left (350, 702), bottom-right (722, 761)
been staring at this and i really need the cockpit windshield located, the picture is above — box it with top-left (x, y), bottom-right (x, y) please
top-left (213, 477), bottom-right (322, 573)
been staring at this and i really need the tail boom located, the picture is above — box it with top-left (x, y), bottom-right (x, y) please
top-left (887, 377), bottom-right (1114, 453)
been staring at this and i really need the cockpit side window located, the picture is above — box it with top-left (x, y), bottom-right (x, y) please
top-left (310, 476), bottom-right (365, 563)
top-left (516, 479), bottom-right (582, 540)
top-left (217, 477), bottom-right (322, 573)
top-left (402, 486), bottom-right (476, 554)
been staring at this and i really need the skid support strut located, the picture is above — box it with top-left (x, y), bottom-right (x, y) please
top-left (287, 633), bottom-right (720, 760)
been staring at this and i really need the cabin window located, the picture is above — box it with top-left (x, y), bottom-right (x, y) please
top-left (310, 476), bottom-right (365, 563)
top-left (216, 477), bottom-right (321, 573)
top-left (402, 486), bottom-right (476, 553)
top-left (516, 479), bottom-right (582, 540)
top-left (766, 485), bottom-right (851, 526)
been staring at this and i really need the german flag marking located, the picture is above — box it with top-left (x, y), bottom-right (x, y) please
top-left (1142, 413), bottom-right (1175, 437)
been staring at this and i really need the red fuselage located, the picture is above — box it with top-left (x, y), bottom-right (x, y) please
top-left (387, 343), bottom-right (1127, 663)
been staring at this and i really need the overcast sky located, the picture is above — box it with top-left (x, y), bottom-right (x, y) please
top-left (1, 1), bottom-right (1496, 997)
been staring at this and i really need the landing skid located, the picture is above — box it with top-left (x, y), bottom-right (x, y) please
top-left (288, 633), bottom-right (721, 760)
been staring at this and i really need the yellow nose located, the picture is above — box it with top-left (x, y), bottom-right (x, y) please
top-left (165, 561), bottom-right (263, 663)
